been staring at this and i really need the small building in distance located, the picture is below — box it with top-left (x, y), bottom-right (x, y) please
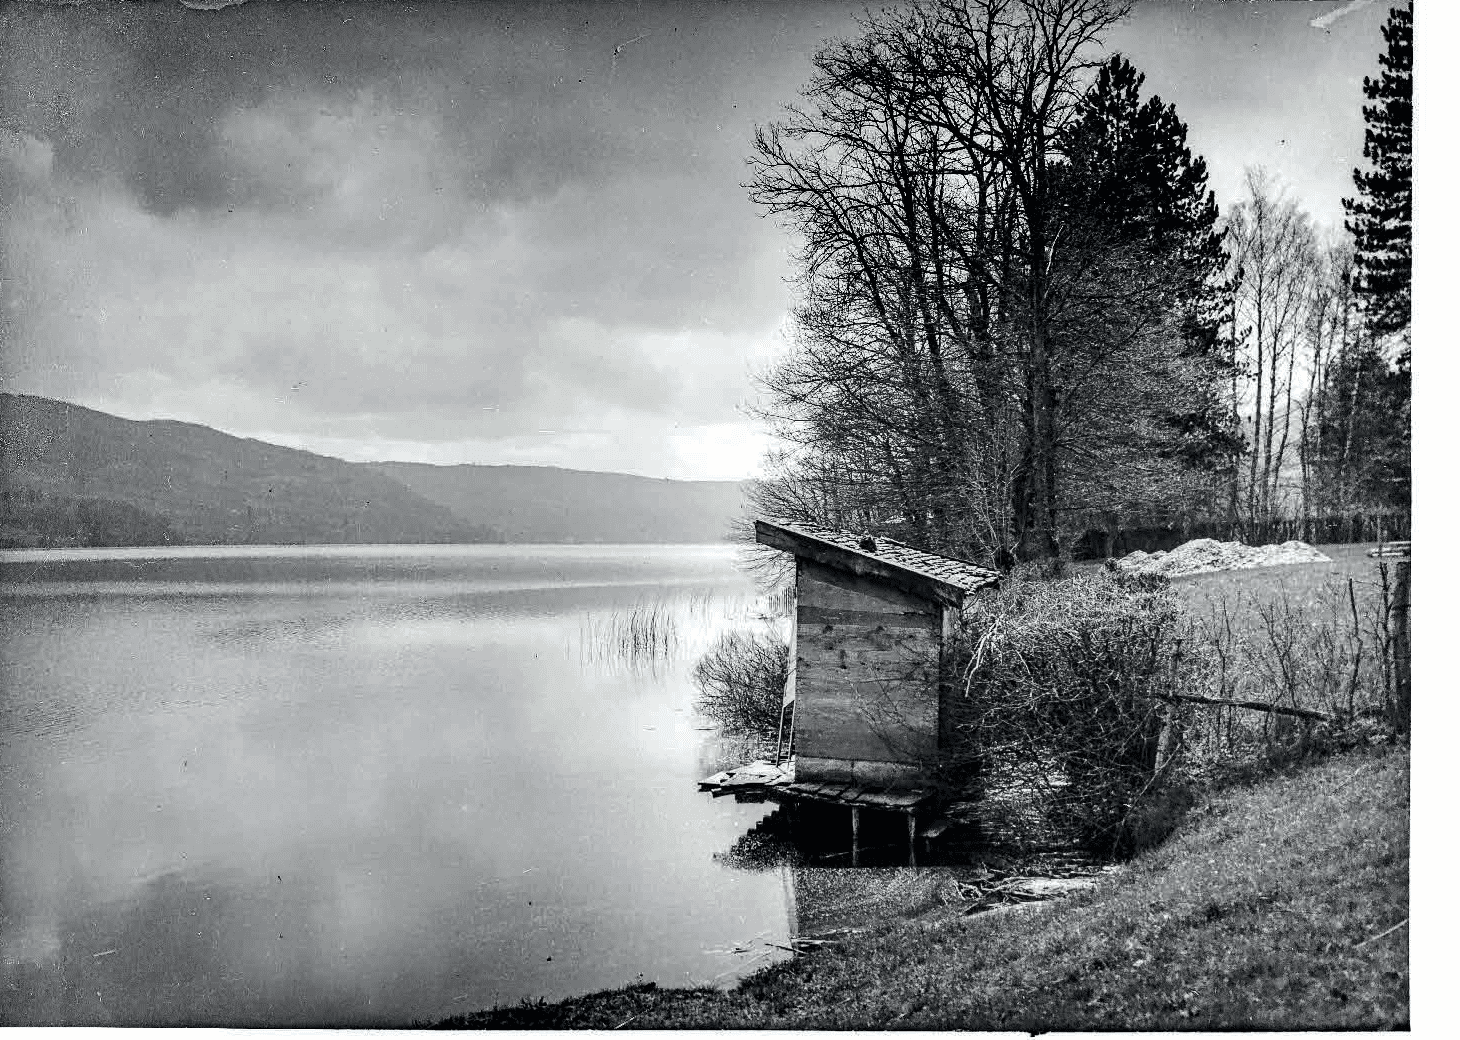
top-left (755, 518), bottom-right (1000, 790)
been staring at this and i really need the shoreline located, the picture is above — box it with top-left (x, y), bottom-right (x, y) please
top-left (439, 743), bottom-right (1409, 1030)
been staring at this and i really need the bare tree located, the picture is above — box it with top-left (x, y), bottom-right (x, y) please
top-left (750, 0), bottom-right (1231, 564)
top-left (1226, 169), bottom-right (1317, 528)
top-left (920, 0), bottom-right (1133, 560)
top-left (1296, 242), bottom-right (1357, 532)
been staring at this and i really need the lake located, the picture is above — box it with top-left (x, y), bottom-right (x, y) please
top-left (0, 544), bottom-right (793, 1026)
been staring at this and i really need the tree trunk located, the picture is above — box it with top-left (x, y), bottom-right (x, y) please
top-left (1393, 558), bottom-right (1410, 734)
top-left (1248, 271), bottom-right (1264, 526)
top-left (1018, 223), bottom-right (1059, 562)
top-left (1228, 296), bottom-right (1243, 534)
top-left (1338, 347), bottom-right (1363, 509)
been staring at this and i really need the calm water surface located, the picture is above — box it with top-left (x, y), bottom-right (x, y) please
top-left (0, 544), bottom-right (791, 1026)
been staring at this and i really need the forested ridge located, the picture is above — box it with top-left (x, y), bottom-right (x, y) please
top-left (374, 461), bottom-right (745, 545)
top-left (0, 393), bottom-right (499, 547)
top-left (0, 394), bottom-right (744, 547)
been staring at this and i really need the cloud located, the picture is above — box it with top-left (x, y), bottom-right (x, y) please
top-left (0, 1), bottom-right (1404, 485)
top-left (0, 128), bottom-right (53, 185)
top-left (212, 89), bottom-right (469, 249)
top-left (1310, 0), bottom-right (1377, 31)
top-left (0, 161), bottom-right (788, 476)
top-left (1103, 0), bottom-right (1389, 232)
top-left (0, 2), bottom-right (844, 477)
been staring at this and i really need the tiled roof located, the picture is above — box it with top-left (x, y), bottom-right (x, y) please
top-left (760, 518), bottom-right (1000, 596)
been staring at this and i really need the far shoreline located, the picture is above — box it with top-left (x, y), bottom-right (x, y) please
top-left (0, 541), bottom-right (742, 561)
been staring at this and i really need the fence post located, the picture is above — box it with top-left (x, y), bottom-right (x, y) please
top-left (1394, 557), bottom-right (1410, 735)
top-left (1156, 639), bottom-right (1185, 772)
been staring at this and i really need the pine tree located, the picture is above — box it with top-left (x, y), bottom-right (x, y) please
top-left (1315, 341), bottom-right (1411, 513)
top-left (1343, 1), bottom-right (1412, 349)
top-left (1058, 56), bottom-right (1242, 474)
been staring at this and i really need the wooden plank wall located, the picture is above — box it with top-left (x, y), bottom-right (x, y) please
top-left (794, 559), bottom-right (942, 775)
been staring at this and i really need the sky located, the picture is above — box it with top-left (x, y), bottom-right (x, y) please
top-left (0, 0), bottom-right (1422, 481)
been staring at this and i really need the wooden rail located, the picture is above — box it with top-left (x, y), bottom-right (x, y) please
top-left (1157, 691), bottom-right (1335, 722)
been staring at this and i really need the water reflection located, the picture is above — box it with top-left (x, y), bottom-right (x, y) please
top-left (713, 807), bottom-right (990, 962)
top-left (0, 545), bottom-right (793, 1025)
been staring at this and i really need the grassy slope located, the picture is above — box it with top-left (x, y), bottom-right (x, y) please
top-left (442, 745), bottom-right (1409, 1030)
top-left (1071, 542), bottom-right (1387, 623)
top-left (1166, 542), bottom-right (1387, 615)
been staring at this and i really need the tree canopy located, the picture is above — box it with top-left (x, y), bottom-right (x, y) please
top-left (748, 0), bottom-right (1231, 565)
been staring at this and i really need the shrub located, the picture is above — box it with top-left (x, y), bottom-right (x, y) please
top-left (1009, 555), bottom-right (1067, 582)
top-left (945, 572), bottom-right (1191, 858)
top-left (692, 628), bottom-right (789, 740)
top-left (1118, 778), bottom-right (1199, 855)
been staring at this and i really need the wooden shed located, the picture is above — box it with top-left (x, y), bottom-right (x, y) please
top-left (755, 519), bottom-right (1000, 790)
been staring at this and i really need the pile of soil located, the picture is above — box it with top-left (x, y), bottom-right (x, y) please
top-left (1114, 538), bottom-right (1331, 579)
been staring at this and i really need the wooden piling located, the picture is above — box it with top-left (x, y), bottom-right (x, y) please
top-left (850, 806), bottom-right (861, 867)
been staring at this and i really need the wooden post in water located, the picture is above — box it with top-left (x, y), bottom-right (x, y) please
top-left (1394, 558), bottom-right (1410, 734)
top-left (850, 807), bottom-right (861, 867)
top-left (907, 813), bottom-right (918, 869)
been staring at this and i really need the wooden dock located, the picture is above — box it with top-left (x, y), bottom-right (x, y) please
top-left (699, 760), bottom-right (932, 810)
top-left (700, 760), bottom-right (937, 866)
top-left (776, 781), bottom-right (930, 811)
top-left (698, 760), bottom-right (793, 799)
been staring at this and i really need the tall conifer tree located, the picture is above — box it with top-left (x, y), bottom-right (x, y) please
top-left (1343, 1), bottom-right (1412, 349)
top-left (1058, 56), bottom-right (1240, 474)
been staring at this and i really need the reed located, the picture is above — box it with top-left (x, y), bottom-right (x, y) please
top-left (580, 599), bottom-right (682, 666)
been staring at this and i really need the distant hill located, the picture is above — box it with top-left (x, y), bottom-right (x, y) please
top-left (0, 394), bottom-right (748, 548)
top-left (373, 462), bottom-right (745, 544)
top-left (0, 393), bottom-right (494, 547)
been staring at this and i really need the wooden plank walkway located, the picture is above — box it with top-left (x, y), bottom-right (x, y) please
top-left (698, 760), bottom-right (793, 796)
top-left (779, 781), bottom-right (929, 809)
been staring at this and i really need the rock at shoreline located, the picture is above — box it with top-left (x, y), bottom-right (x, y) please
top-left (1114, 538), bottom-right (1330, 579)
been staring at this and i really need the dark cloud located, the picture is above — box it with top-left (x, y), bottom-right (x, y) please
top-left (1, 1), bottom-right (837, 215)
top-left (3, 1), bottom-right (271, 214)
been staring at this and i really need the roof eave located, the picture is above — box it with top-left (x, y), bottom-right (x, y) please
top-left (754, 519), bottom-right (973, 609)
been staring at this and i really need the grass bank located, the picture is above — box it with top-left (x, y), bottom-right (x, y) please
top-left (438, 743), bottom-right (1408, 1030)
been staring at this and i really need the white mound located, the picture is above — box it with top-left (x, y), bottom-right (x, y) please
top-left (1115, 537), bottom-right (1330, 578)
